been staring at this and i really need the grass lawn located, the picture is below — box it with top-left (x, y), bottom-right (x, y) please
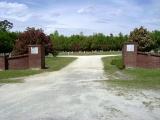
top-left (102, 56), bottom-right (160, 90)
top-left (58, 51), bottom-right (121, 56)
top-left (0, 57), bottom-right (76, 83)
top-left (45, 57), bottom-right (76, 71)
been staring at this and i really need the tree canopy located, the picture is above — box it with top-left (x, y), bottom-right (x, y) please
top-left (129, 26), bottom-right (153, 52)
top-left (50, 31), bottom-right (128, 52)
top-left (0, 20), bottom-right (18, 53)
top-left (0, 19), bottom-right (160, 54)
top-left (150, 30), bottom-right (160, 53)
top-left (0, 20), bottom-right (13, 32)
top-left (0, 31), bottom-right (18, 53)
top-left (12, 27), bottom-right (54, 56)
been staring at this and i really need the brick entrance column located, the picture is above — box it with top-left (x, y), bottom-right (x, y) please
top-left (0, 55), bottom-right (8, 70)
top-left (28, 45), bottom-right (45, 69)
top-left (123, 42), bottom-right (138, 68)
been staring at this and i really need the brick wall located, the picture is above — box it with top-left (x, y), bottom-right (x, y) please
top-left (137, 52), bottom-right (160, 69)
top-left (0, 56), bottom-right (7, 70)
top-left (8, 54), bottom-right (29, 70)
top-left (0, 45), bottom-right (45, 70)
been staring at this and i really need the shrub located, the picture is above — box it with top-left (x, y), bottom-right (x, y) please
top-left (111, 58), bottom-right (125, 70)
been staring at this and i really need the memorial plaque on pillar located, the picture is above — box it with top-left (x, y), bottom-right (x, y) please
top-left (31, 47), bottom-right (38, 54)
top-left (127, 44), bottom-right (134, 52)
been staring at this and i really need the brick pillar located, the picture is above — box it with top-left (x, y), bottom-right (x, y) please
top-left (28, 45), bottom-right (45, 69)
top-left (123, 42), bottom-right (138, 68)
top-left (0, 55), bottom-right (8, 70)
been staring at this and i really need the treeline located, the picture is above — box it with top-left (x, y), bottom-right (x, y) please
top-left (0, 20), bottom-right (160, 54)
top-left (50, 31), bottom-right (128, 51)
top-left (50, 30), bottom-right (160, 52)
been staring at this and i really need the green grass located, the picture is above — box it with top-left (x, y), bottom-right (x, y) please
top-left (0, 79), bottom-right (24, 84)
top-left (102, 56), bottom-right (160, 90)
top-left (58, 51), bottom-right (121, 56)
top-left (45, 57), bottom-right (76, 71)
top-left (102, 56), bottom-right (122, 74)
top-left (0, 70), bottom-right (41, 81)
top-left (0, 57), bottom-right (76, 83)
top-left (110, 57), bottom-right (125, 70)
top-left (106, 78), bottom-right (160, 90)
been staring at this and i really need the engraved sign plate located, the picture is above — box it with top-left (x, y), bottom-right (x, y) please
top-left (31, 47), bottom-right (38, 54)
top-left (127, 45), bottom-right (134, 52)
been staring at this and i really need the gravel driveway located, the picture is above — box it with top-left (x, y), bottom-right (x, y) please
top-left (0, 55), bottom-right (160, 120)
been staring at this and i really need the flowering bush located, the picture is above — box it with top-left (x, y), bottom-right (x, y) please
top-left (12, 27), bottom-right (54, 56)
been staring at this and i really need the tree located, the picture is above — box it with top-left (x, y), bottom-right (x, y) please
top-left (52, 30), bottom-right (59, 38)
top-left (150, 30), bottom-right (160, 53)
top-left (12, 27), bottom-right (54, 56)
top-left (129, 26), bottom-right (153, 52)
top-left (0, 20), bottom-right (18, 53)
top-left (0, 20), bottom-right (13, 32)
top-left (0, 31), bottom-right (16, 53)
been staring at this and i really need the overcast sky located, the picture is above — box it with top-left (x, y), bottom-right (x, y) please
top-left (0, 0), bottom-right (160, 35)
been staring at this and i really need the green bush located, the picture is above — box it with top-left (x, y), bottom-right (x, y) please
top-left (111, 58), bottom-right (125, 70)
top-left (52, 50), bottom-right (59, 57)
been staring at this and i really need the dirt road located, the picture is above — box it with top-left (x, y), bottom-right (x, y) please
top-left (0, 55), bottom-right (159, 120)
